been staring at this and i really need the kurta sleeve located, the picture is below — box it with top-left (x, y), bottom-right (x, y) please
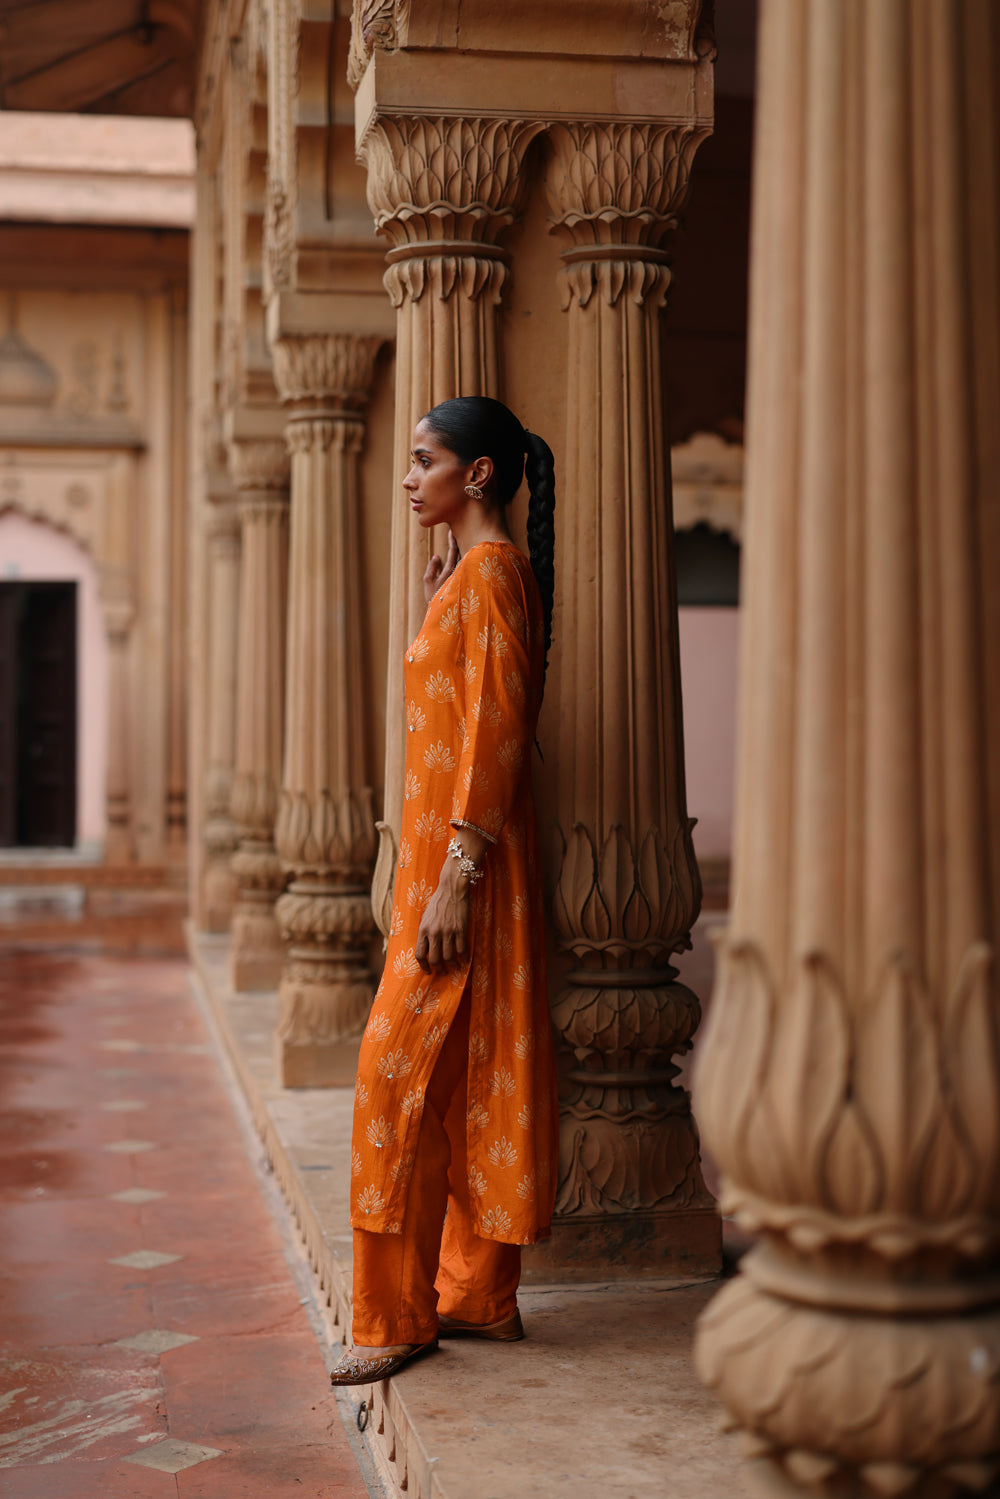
top-left (451, 552), bottom-right (535, 844)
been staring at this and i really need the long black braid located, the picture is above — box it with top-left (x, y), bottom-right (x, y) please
top-left (523, 430), bottom-right (555, 681)
top-left (421, 396), bottom-right (556, 688)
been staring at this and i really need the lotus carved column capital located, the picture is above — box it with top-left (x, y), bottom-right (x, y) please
top-left (206, 510), bottom-right (240, 557)
top-left (547, 121), bottom-right (708, 310)
top-left (228, 437), bottom-right (290, 495)
top-left (360, 115), bottom-right (544, 309)
top-left (270, 332), bottom-right (383, 413)
top-left (548, 120), bottom-right (706, 240)
top-left (362, 114), bottom-right (544, 244)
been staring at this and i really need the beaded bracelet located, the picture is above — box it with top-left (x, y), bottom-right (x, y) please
top-left (447, 836), bottom-right (484, 885)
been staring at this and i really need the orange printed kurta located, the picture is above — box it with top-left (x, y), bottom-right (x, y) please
top-left (350, 540), bottom-right (558, 1245)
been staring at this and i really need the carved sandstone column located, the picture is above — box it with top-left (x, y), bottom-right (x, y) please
top-left (694, 4), bottom-right (1000, 1495)
top-left (271, 332), bottom-right (383, 1086)
top-left (102, 603), bottom-right (134, 865)
top-left (357, 115), bottom-right (543, 925)
top-left (229, 439), bottom-right (290, 990)
top-left (534, 121), bottom-right (719, 1274)
top-left (201, 489), bottom-right (241, 931)
top-left (101, 454), bottom-right (135, 864)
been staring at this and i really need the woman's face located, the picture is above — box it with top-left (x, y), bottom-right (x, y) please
top-left (403, 420), bottom-right (470, 530)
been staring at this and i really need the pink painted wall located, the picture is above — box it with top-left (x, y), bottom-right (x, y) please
top-left (0, 511), bottom-right (107, 848)
top-left (678, 606), bottom-right (741, 862)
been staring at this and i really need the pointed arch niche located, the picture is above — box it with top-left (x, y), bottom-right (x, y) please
top-left (0, 509), bottom-right (108, 850)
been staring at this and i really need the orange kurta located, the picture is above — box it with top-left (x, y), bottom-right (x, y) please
top-left (350, 540), bottom-right (558, 1245)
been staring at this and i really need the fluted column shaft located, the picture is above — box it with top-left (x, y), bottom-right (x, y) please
top-left (694, 4), bottom-right (1000, 1496)
top-left (271, 332), bottom-right (383, 1086)
top-left (103, 606), bottom-right (134, 864)
top-left (101, 455), bottom-right (134, 864)
top-left (527, 121), bottom-right (717, 1274)
top-left (229, 439), bottom-right (290, 990)
top-left (357, 114), bottom-right (543, 929)
top-left (201, 494), bottom-right (241, 931)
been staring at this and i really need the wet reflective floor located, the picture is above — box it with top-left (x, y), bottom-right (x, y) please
top-left (0, 946), bottom-right (370, 1498)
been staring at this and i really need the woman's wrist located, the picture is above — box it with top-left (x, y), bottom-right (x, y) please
top-left (446, 836), bottom-right (483, 887)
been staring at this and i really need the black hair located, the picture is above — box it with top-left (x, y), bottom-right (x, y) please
top-left (421, 396), bottom-right (556, 681)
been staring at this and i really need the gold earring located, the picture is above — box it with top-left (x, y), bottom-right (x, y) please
top-left (464, 482), bottom-right (484, 501)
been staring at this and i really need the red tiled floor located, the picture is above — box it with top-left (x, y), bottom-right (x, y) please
top-left (0, 948), bottom-right (371, 1499)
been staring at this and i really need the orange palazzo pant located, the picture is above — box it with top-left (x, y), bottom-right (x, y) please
top-left (351, 992), bottom-right (522, 1347)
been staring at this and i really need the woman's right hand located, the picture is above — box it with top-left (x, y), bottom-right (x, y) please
top-left (415, 857), bottom-right (470, 973)
top-left (423, 532), bottom-right (459, 603)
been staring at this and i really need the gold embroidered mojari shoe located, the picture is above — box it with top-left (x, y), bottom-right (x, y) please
top-left (437, 1309), bottom-right (524, 1342)
top-left (329, 1340), bottom-right (437, 1386)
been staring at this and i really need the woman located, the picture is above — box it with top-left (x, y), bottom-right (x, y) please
top-left (330, 396), bottom-right (558, 1386)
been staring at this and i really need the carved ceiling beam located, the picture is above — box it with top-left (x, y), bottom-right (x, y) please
top-left (349, 0), bottom-right (712, 97)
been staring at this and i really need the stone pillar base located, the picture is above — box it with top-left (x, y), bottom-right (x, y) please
top-left (277, 1032), bottom-right (363, 1088)
top-left (203, 861), bottom-right (237, 933)
top-left (104, 830), bottom-right (133, 865)
top-left (230, 906), bottom-right (284, 991)
top-left (522, 1207), bottom-right (721, 1284)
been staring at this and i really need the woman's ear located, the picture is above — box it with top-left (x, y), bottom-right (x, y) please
top-left (471, 456), bottom-right (494, 491)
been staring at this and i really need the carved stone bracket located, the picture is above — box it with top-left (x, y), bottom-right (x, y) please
top-left (348, 0), bottom-right (404, 91)
top-left (263, 0), bottom-right (300, 302)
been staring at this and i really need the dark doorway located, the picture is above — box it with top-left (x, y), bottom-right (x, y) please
top-left (0, 582), bottom-right (78, 848)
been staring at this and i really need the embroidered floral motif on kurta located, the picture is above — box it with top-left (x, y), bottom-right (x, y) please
top-left (350, 542), bottom-right (558, 1245)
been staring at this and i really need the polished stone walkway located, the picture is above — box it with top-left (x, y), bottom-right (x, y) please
top-left (0, 946), bottom-right (374, 1498)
